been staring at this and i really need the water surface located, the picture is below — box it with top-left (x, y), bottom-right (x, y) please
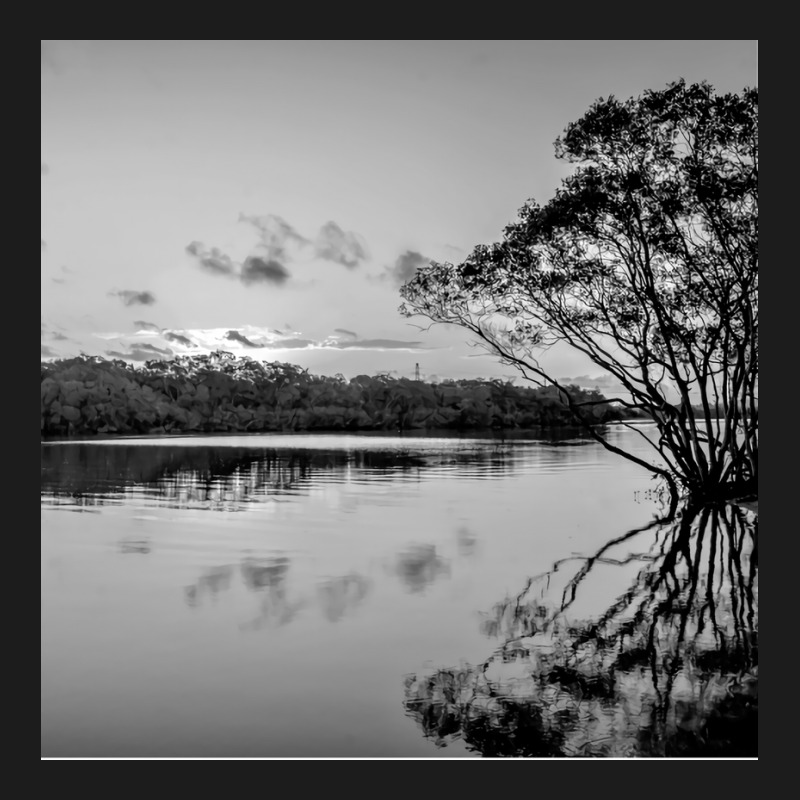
top-left (41, 425), bottom-right (756, 757)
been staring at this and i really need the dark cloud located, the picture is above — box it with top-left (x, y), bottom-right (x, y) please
top-left (241, 255), bottom-right (290, 285)
top-left (186, 239), bottom-right (291, 288)
top-left (106, 343), bottom-right (173, 362)
top-left (109, 290), bottom-right (157, 307)
top-left (224, 330), bottom-right (259, 348)
top-left (239, 213), bottom-right (309, 262)
top-left (164, 331), bottom-right (195, 347)
top-left (385, 250), bottom-right (430, 286)
top-left (50, 331), bottom-right (68, 341)
top-left (106, 349), bottom-right (148, 362)
top-left (41, 163), bottom-right (49, 175)
top-left (334, 328), bottom-right (359, 339)
top-left (134, 320), bottom-right (162, 333)
top-left (137, 343), bottom-right (172, 355)
top-left (41, 239), bottom-right (46, 250)
top-left (314, 221), bottom-right (369, 268)
top-left (41, 344), bottom-right (57, 357)
top-left (185, 241), bottom-right (237, 275)
top-left (133, 343), bottom-right (173, 356)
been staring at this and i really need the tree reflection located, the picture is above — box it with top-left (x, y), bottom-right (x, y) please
top-left (317, 574), bottom-right (371, 622)
top-left (391, 544), bottom-right (451, 594)
top-left (41, 444), bottom-right (525, 510)
top-left (402, 501), bottom-right (757, 757)
top-left (184, 565), bottom-right (234, 607)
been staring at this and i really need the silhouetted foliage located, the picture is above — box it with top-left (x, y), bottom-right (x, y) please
top-left (40, 352), bottom-right (627, 437)
top-left (400, 80), bottom-right (758, 503)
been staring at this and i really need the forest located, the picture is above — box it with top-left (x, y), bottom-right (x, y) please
top-left (40, 351), bottom-right (632, 437)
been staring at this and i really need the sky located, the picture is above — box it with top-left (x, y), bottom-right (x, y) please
top-left (41, 40), bottom-right (758, 383)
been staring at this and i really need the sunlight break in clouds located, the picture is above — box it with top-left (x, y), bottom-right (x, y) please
top-left (86, 325), bottom-right (431, 365)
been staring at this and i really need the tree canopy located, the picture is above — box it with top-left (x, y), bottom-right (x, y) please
top-left (400, 80), bottom-right (758, 502)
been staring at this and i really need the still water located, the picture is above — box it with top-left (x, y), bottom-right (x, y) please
top-left (41, 425), bottom-right (757, 757)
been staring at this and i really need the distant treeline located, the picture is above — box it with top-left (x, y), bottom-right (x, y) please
top-left (40, 351), bottom-right (631, 437)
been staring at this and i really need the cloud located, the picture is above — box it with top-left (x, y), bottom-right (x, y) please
top-left (224, 329), bottom-right (259, 348)
top-left (89, 324), bottom-right (436, 363)
top-left (185, 240), bottom-right (291, 287)
top-left (49, 265), bottom-right (73, 281)
top-left (135, 343), bottom-right (172, 355)
top-left (314, 221), bottom-right (369, 268)
top-left (334, 328), bottom-right (359, 339)
top-left (239, 213), bottom-right (309, 262)
top-left (106, 343), bottom-right (173, 362)
top-left (187, 214), bottom-right (368, 292)
top-left (185, 241), bottom-right (237, 276)
top-left (41, 344), bottom-right (58, 357)
top-left (384, 250), bottom-right (431, 287)
top-left (164, 331), bottom-right (195, 347)
top-left (241, 255), bottom-right (290, 286)
top-left (109, 290), bottom-right (157, 307)
top-left (42, 323), bottom-right (64, 339)
top-left (133, 320), bottom-right (162, 333)
top-left (41, 163), bottom-right (49, 175)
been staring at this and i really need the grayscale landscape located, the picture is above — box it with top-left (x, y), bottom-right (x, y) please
top-left (42, 40), bottom-right (758, 760)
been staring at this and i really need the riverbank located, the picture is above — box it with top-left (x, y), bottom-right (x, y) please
top-left (41, 352), bottom-right (630, 438)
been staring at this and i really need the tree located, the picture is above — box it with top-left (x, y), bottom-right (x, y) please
top-left (400, 80), bottom-right (757, 503)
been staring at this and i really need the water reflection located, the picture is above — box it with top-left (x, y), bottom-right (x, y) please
top-left (119, 537), bottom-right (151, 555)
top-left (239, 556), bottom-right (304, 629)
top-left (43, 428), bottom-right (694, 757)
top-left (184, 565), bottom-right (234, 607)
top-left (391, 544), bottom-right (451, 594)
top-left (317, 574), bottom-right (371, 623)
top-left (456, 525), bottom-right (477, 557)
top-left (182, 555), bottom-right (373, 628)
top-left (402, 502), bottom-right (758, 757)
top-left (41, 433), bottom-right (599, 512)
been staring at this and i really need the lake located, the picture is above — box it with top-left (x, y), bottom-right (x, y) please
top-left (41, 424), bottom-right (757, 758)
